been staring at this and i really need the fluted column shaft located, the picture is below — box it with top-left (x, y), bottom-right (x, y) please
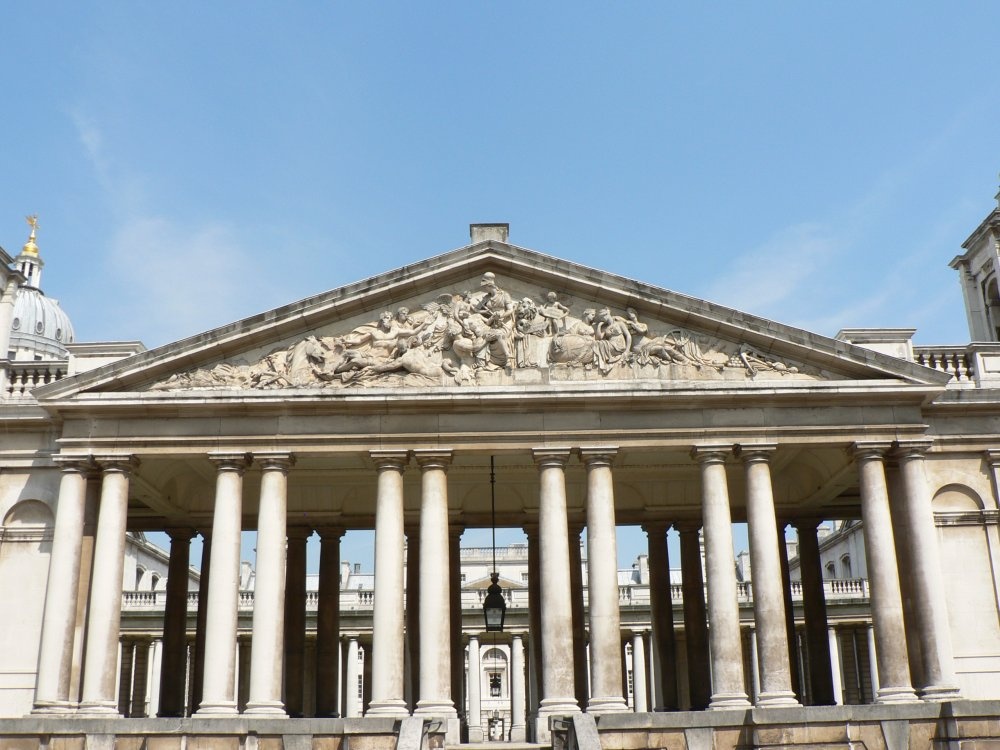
top-left (533, 449), bottom-right (580, 717)
top-left (158, 527), bottom-right (195, 716)
top-left (246, 453), bottom-right (294, 715)
top-left (33, 457), bottom-right (92, 713)
top-left (693, 446), bottom-right (750, 709)
top-left (316, 527), bottom-right (345, 717)
top-left (853, 444), bottom-right (917, 703)
top-left (740, 445), bottom-right (798, 707)
top-left (794, 519), bottom-right (834, 705)
top-left (511, 634), bottom-right (527, 741)
top-left (196, 453), bottom-right (250, 715)
top-left (367, 451), bottom-right (409, 716)
top-left (80, 456), bottom-right (138, 713)
top-left (581, 448), bottom-right (628, 713)
top-left (893, 442), bottom-right (961, 700)
top-left (414, 450), bottom-right (456, 717)
top-left (677, 523), bottom-right (710, 710)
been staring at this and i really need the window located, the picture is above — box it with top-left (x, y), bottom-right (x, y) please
top-left (825, 562), bottom-right (836, 579)
top-left (490, 673), bottom-right (501, 697)
top-left (841, 554), bottom-right (852, 579)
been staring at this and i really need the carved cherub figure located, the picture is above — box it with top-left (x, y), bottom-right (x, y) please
top-left (539, 291), bottom-right (570, 333)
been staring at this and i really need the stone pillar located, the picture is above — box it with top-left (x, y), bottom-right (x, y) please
top-left (581, 448), bottom-right (628, 713)
top-left (191, 533), bottom-right (212, 712)
top-left (131, 638), bottom-right (151, 718)
top-left (533, 448), bottom-right (581, 725)
top-left (893, 441), bottom-right (961, 700)
top-left (644, 522), bottom-right (678, 711)
top-left (867, 624), bottom-right (880, 697)
top-left (404, 524), bottom-right (420, 709)
top-left (413, 451), bottom-right (456, 718)
top-left (246, 453), bottom-right (294, 715)
top-left (692, 446), bottom-right (750, 709)
top-left (196, 452), bottom-right (251, 715)
top-left (449, 524), bottom-right (465, 724)
top-left (631, 632), bottom-right (648, 712)
top-left (118, 640), bottom-right (135, 715)
top-left (525, 523), bottom-right (543, 732)
top-left (345, 637), bottom-right (361, 717)
top-left (777, 523), bottom-right (802, 701)
top-left (677, 522), bottom-right (711, 710)
top-left (284, 526), bottom-right (310, 717)
top-left (315, 526), bottom-right (344, 717)
top-left (148, 639), bottom-right (162, 716)
top-left (794, 519), bottom-right (834, 705)
top-left (367, 451), bottom-right (409, 716)
top-left (33, 456), bottom-right (92, 713)
top-left (828, 627), bottom-right (844, 705)
top-left (567, 523), bottom-right (588, 708)
top-left (510, 633), bottom-right (527, 741)
top-left (852, 443), bottom-right (917, 703)
top-left (158, 527), bottom-right (195, 716)
top-left (468, 636), bottom-right (483, 742)
top-left (0, 276), bottom-right (19, 359)
top-left (748, 629), bottom-right (760, 702)
top-left (80, 456), bottom-right (138, 714)
top-left (70, 475), bottom-right (100, 706)
top-left (739, 444), bottom-right (798, 707)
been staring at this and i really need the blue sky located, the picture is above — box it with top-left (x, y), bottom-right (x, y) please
top-left (3, 3), bottom-right (999, 570)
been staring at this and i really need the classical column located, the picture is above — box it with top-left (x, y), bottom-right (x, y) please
top-left (118, 640), bottom-right (135, 715)
top-left (777, 522), bottom-right (802, 701)
top-left (196, 452), bottom-right (251, 715)
top-left (738, 444), bottom-right (798, 707)
top-left (828, 628), bottom-right (844, 705)
top-left (404, 524), bottom-right (420, 709)
top-left (284, 525), bottom-right (310, 717)
top-left (893, 441), bottom-right (961, 700)
top-left (644, 522), bottom-right (678, 711)
top-left (852, 443), bottom-right (917, 703)
top-left (581, 448), bottom-right (628, 713)
top-left (449, 524), bottom-right (465, 723)
top-left (345, 637), bottom-right (361, 717)
top-left (316, 526), bottom-right (345, 717)
top-left (246, 453), bottom-right (294, 715)
top-left (131, 638), bottom-right (151, 717)
top-left (33, 456), bottom-right (92, 713)
top-left (510, 633), bottom-right (527, 741)
top-left (533, 448), bottom-right (580, 719)
top-left (748, 629), bottom-right (760, 702)
top-left (191, 533), bottom-right (212, 712)
top-left (414, 450), bottom-right (456, 717)
top-left (148, 638), bottom-right (162, 716)
top-left (158, 527), bottom-right (195, 717)
top-left (80, 455), bottom-right (139, 714)
top-left (367, 450), bottom-right (409, 716)
top-left (525, 523), bottom-right (543, 729)
top-left (692, 446), bottom-right (750, 709)
top-left (567, 523), bottom-right (588, 708)
top-left (867, 624), bottom-right (880, 696)
top-left (631, 632), bottom-right (648, 712)
top-left (677, 522), bottom-right (711, 710)
top-left (793, 519), bottom-right (834, 705)
top-left (468, 636), bottom-right (483, 742)
top-left (69, 474), bottom-right (100, 706)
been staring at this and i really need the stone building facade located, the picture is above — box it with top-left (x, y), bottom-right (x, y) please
top-left (2, 201), bottom-right (1000, 748)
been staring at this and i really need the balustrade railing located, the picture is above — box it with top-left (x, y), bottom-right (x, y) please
top-left (913, 346), bottom-right (975, 382)
top-left (5, 361), bottom-right (67, 398)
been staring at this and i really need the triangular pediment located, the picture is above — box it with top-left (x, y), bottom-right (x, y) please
top-left (34, 241), bottom-right (949, 403)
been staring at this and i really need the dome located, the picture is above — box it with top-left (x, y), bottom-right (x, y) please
top-left (9, 287), bottom-right (75, 361)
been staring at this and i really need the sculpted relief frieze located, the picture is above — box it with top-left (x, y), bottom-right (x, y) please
top-left (151, 273), bottom-right (822, 391)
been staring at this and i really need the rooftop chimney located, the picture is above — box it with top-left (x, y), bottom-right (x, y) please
top-left (470, 223), bottom-right (509, 244)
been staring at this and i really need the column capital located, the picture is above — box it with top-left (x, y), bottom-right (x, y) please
top-left (734, 442), bottom-right (777, 462)
top-left (690, 444), bottom-right (733, 464)
top-left (413, 449), bottom-right (453, 470)
top-left (287, 526), bottom-right (312, 541)
top-left (369, 450), bottom-right (409, 470)
top-left (532, 447), bottom-right (572, 467)
top-left (255, 451), bottom-right (296, 472)
top-left (578, 447), bottom-right (618, 467)
top-left (94, 454), bottom-right (140, 475)
top-left (790, 517), bottom-right (823, 533)
top-left (315, 526), bottom-right (345, 540)
top-left (165, 526), bottom-right (196, 542)
top-left (53, 454), bottom-right (95, 474)
top-left (893, 438), bottom-right (933, 460)
top-left (673, 519), bottom-right (702, 533)
top-left (984, 449), bottom-right (1000, 468)
top-left (850, 441), bottom-right (893, 461)
top-left (641, 520), bottom-right (671, 535)
top-left (208, 451), bottom-right (253, 474)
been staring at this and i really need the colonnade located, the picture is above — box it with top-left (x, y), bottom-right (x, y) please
top-left (32, 439), bottom-right (960, 725)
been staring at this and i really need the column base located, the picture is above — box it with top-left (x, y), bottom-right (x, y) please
top-left (31, 701), bottom-right (76, 714)
top-left (414, 698), bottom-right (457, 718)
top-left (509, 724), bottom-right (527, 742)
top-left (194, 701), bottom-right (239, 716)
top-left (920, 684), bottom-right (962, 702)
top-left (876, 685), bottom-right (919, 704)
top-left (244, 701), bottom-right (287, 716)
top-left (708, 691), bottom-right (751, 709)
top-left (468, 725), bottom-right (485, 743)
top-left (755, 691), bottom-right (800, 708)
top-left (538, 696), bottom-right (581, 716)
top-left (586, 696), bottom-right (629, 713)
top-left (76, 702), bottom-right (120, 717)
top-left (366, 699), bottom-right (410, 717)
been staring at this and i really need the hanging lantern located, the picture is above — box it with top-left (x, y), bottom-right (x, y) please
top-left (483, 571), bottom-right (506, 632)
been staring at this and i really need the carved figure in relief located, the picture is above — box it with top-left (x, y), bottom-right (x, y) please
top-left (150, 273), bottom-right (816, 391)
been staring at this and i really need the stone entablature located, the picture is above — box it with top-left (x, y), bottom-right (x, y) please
top-left (150, 272), bottom-right (820, 391)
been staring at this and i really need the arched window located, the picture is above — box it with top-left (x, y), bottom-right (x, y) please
top-left (825, 561), bottom-right (836, 579)
top-left (150, 574), bottom-right (161, 591)
top-left (135, 566), bottom-right (145, 590)
top-left (840, 555), bottom-right (852, 579)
